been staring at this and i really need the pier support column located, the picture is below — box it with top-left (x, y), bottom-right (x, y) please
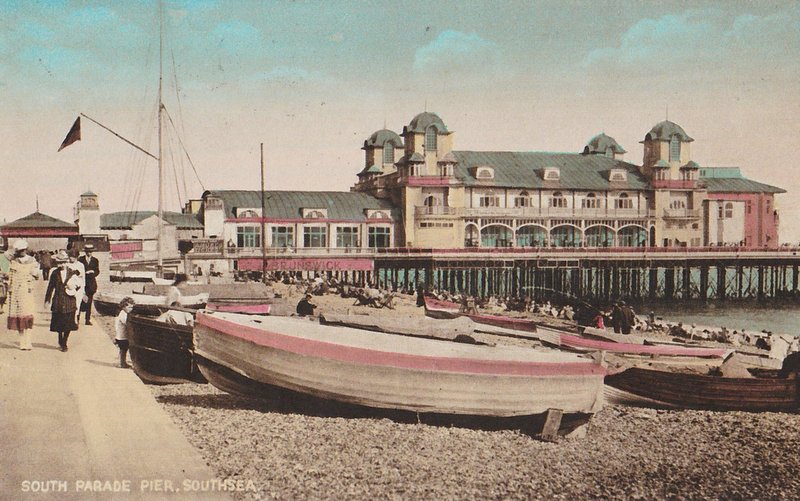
top-left (648, 268), bottom-right (658, 300)
top-left (683, 266), bottom-right (691, 299)
top-left (757, 266), bottom-right (765, 302)
top-left (793, 265), bottom-right (799, 293)
top-left (717, 265), bottom-right (726, 300)
top-left (699, 266), bottom-right (708, 301)
top-left (664, 268), bottom-right (675, 299)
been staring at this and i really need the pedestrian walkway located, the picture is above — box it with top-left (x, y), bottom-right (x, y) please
top-left (0, 281), bottom-right (228, 500)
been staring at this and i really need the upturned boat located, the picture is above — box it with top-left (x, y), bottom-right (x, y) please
top-left (604, 366), bottom-right (799, 412)
top-left (192, 311), bottom-right (606, 419)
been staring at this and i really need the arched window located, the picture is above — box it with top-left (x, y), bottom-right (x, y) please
top-left (238, 209), bottom-right (258, 218)
top-left (382, 144), bottom-right (394, 164)
top-left (605, 147), bottom-right (614, 158)
top-left (725, 202), bottom-right (733, 219)
top-left (550, 192), bottom-right (567, 208)
top-left (423, 195), bottom-right (440, 207)
top-left (615, 192), bottom-right (633, 209)
top-left (514, 190), bottom-right (530, 208)
top-left (669, 135), bottom-right (681, 162)
top-left (425, 126), bottom-right (437, 151)
top-left (479, 191), bottom-right (500, 208)
top-left (582, 193), bottom-right (598, 209)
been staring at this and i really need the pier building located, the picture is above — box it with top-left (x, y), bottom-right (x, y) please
top-left (353, 113), bottom-right (783, 250)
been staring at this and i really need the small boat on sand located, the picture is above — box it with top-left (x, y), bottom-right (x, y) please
top-left (604, 366), bottom-right (799, 412)
top-left (193, 311), bottom-right (606, 420)
top-left (424, 296), bottom-right (538, 332)
top-left (536, 325), bottom-right (733, 359)
top-left (127, 308), bottom-right (206, 384)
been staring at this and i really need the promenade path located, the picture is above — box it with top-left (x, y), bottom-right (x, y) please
top-left (0, 280), bottom-right (228, 500)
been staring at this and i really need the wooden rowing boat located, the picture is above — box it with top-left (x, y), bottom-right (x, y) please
top-left (604, 366), bottom-right (799, 411)
top-left (93, 291), bottom-right (210, 316)
top-left (127, 309), bottom-right (206, 384)
top-left (536, 325), bottom-right (732, 359)
top-left (424, 296), bottom-right (538, 333)
top-left (193, 311), bottom-right (606, 419)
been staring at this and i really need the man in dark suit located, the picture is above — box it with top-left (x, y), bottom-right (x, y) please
top-left (78, 244), bottom-right (100, 325)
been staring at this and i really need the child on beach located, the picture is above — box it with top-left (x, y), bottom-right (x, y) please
top-left (114, 297), bottom-right (135, 368)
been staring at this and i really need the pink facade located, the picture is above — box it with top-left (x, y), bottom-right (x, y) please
top-left (707, 193), bottom-right (779, 248)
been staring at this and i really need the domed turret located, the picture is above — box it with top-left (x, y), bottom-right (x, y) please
top-left (405, 112), bottom-right (449, 134)
top-left (644, 120), bottom-right (693, 143)
top-left (363, 129), bottom-right (403, 149)
top-left (582, 133), bottom-right (626, 158)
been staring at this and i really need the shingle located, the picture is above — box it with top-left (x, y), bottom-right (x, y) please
top-left (1, 211), bottom-right (77, 229)
top-left (703, 178), bottom-right (785, 194)
top-left (100, 211), bottom-right (203, 229)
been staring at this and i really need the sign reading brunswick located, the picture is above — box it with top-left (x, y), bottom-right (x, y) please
top-left (237, 258), bottom-right (374, 272)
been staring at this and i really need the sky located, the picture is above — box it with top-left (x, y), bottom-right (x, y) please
top-left (1, 0), bottom-right (799, 241)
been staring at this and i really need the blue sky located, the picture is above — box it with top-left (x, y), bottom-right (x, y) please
top-left (1, 1), bottom-right (799, 240)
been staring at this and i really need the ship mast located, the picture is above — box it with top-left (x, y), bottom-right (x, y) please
top-left (156, 0), bottom-right (165, 277)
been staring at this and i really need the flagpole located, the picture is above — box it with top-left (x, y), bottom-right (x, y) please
top-left (156, 0), bottom-right (164, 278)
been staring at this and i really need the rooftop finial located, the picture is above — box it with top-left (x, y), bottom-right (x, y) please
top-left (666, 104), bottom-right (669, 121)
top-left (36, 194), bottom-right (39, 212)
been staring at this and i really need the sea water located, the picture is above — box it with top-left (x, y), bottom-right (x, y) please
top-left (638, 302), bottom-right (800, 336)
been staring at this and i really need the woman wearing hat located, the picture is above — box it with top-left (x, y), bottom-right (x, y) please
top-left (6, 240), bottom-right (40, 350)
top-left (44, 250), bottom-right (81, 352)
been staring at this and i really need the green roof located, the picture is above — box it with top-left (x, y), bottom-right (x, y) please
top-left (452, 151), bottom-right (650, 190)
top-left (583, 133), bottom-right (626, 155)
top-left (100, 211), bottom-right (203, 229)
top-left (703, 178), bottom-right (785, 194)
top-left (363, 129), bottom-right (403, 149)
top-left (203, 190), bottom-right (397, 221)
top-left (405, 112), bottom-right (449, 134)
top-left (1, 211), bottom-right (77, 229)
top-left (644, 120), bottom-right (694, 142)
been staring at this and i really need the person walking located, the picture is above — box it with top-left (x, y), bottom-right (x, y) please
top-left (39, 250), bottom-right (53, 281)
top-left (5, 240), bottom-right (40, 350)
top-left (45, 251), bottom-right (80, 352)
top-left (610, 302), bottom-right (623, 334)
top-left (67, 249), bottom-right (85, 326)
top-left (78, 244), bottom-right (99, 325)
top-left (620, 301), bottom-right (634, 335)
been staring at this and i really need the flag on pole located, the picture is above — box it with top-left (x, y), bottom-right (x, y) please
top-left (58, 117), bottom-right (81, 151)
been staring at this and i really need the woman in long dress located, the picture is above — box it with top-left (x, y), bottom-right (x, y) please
top-left (5, 240), bottom-right (40, 350)
top-left (44, 251), bottom-right (80, 352)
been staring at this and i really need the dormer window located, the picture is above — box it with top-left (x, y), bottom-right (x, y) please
top-left (609, 169), bottom-right (627, 183)
top-left (237, 209), bottom-right (259, 218)
top-left (669, 135), bottom-right (681, 162)
top-left (302, 208), bottom-right (328, 219)
top-left (425, 126), bottom-right (437, 151)
top-left (382, 145), bottom-right (395, 164)
top-left (605, 147), bottom-right (614, 158)
top-left (544, 167), bottom-right (560, 181)
top-left (475, 166), bottom-right (495, 180)
top-left (440, 164), bottom-right (453, 177)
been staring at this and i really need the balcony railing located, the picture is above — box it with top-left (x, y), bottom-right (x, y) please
top-left (414, 206), bottom-right (464, 217)
top-left (663, 208), bottom-right (701, 219)
top-left (462, 207), bottom-right (655, 218)
top-left (225, 246), bottom-right (378, 257)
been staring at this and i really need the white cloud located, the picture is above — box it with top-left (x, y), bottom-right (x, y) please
top-left (413, 30), bottom-right (500, 75)
top-left (582, 8), bottom-right (799, 71)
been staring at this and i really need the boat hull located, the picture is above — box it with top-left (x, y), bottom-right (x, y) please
top-left (193, 312), bottom-right (605, 417)
top-left (605, 367), bottom-right (799, 412)
top-left (128, 313), bottom-right (206, 384)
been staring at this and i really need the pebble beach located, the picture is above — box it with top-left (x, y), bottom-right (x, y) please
top-left (105, 284), bottom-right (800, 500)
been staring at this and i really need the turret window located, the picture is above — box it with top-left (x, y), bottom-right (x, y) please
top-left (669, 136), bottom-right (681, 162)
top-left (383, 145), bottom-right (395, 164)
top-left (425, 126), bottom-right (438, 151)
